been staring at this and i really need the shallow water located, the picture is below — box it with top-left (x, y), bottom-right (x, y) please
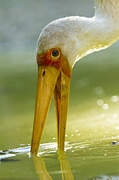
top-left (1, 48), bottom-right (119, 179)
top-left (1, 140), bottom-right (119, 180)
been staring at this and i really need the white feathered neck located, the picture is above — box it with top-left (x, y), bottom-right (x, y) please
top-left (38, 0), bottom-right (119, 67)
top-left (95, 0), bottom-right (119, 19)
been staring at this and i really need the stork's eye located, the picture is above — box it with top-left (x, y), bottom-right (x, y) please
top-left (52, 50), bottom-right (59, 57)
top-left (51, 49), bottom-right (60, 60)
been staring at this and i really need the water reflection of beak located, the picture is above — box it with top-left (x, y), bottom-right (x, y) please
top-left (31, 52), bottom-right (72, 155)
top-left (58, 152), bottom-right (74, 180)
top-left (32, 156), bottom-right (52, 180)
top-left (32, 152), bottom-right (74, 180)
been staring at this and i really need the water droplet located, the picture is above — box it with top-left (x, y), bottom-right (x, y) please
top-left (52, 137), bottom-right (56, 140)
top-left (97, 99), bottom-right (104, 106)
top-left (102, 104), bottom-right (109, 110)
top-left (75, 129), bottom-right (79, 133)
top-left (111, 96), bottom-right (119, 103)
top-left (113, 114), bottom-right (118, 119)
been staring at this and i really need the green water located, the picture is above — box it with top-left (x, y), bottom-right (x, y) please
top-left (1, 46), bottom-right (119, 179)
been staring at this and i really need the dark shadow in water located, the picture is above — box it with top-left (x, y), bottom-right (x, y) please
top-left (0, 158), bottom-right (18, 162)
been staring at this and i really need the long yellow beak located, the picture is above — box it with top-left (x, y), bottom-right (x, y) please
top-left (31, 54), bottom-right (71, 155)
top-left (54, 71), bottom-right (70, 151)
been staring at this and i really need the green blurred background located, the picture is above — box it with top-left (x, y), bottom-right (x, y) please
top-left (1, 0), bottom-right (119, 179)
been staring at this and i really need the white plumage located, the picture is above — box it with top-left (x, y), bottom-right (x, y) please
top-left (37, 0), bottom-right (119, 67)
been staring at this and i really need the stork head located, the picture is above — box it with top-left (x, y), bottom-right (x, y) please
top-left (31, 18), bottom-right (76, 155)
top-left (37, 17), bottom-right (80, 67)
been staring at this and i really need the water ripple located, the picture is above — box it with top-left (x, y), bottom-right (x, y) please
top-left (0, 142), bottom-right (69, 160)
top-left (1, 139), bottom-right (119, 161)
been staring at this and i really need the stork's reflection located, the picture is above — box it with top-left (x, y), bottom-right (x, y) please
top-left (32, 152), bottom-right (74, 180)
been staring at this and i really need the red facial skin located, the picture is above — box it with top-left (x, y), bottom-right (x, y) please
top-left (36, 48), bottom-right (71, 78)
top-left (36, 53), bottom-right (61, 70)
